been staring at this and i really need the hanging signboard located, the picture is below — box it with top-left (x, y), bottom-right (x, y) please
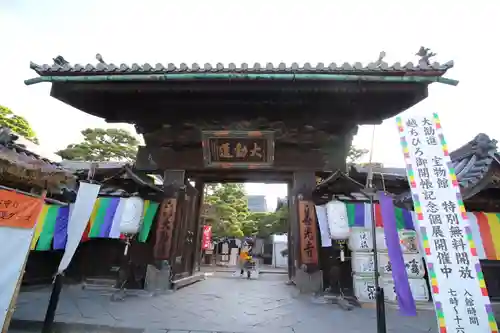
top-left (0, 190), bottom-right (44, 229)
top-left (153, 198), bottom-right (177, 260)
top-left (298, 200), bottom-right (319, 266)
top-left (201, 131), bottom-right (275, 168)
top-left (397, 114), bottom-right (498, 333)
top-left (201, 225), bottom-right (212, 250)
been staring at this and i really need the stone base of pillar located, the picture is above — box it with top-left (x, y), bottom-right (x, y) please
top-left (293, 269), bottom-right (323, 294)
top-left (145, 264), bottom-right (172, 294)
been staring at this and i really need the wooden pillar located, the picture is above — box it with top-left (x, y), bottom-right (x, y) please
top-left (287, 183), bottom-right (294, 280)
top-left (290, 171), bottom-right (323, 293)
top-left (191, 179), bottom-right (205, 275)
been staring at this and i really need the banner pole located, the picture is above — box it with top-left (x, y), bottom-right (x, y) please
top-left (41, 273), bottom-right (63, 333)
top-left (363, 124), bottom-right (387, 333)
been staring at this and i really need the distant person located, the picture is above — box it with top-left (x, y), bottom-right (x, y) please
top-left (234, 241), bottom-right (253, 277)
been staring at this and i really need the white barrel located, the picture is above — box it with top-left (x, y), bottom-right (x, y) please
top-left (119, 197), bottom-right (144, 234)
top-left (377, 253), bottom-right (425, 278)
top-left (375, 227), bottom-right (387, 252)
top-left (326, 200), bottom-right (350, 239)
top-left (399, 230), bottom-right (420, 254)
top-left (353, 275), bottom-right (377, 302)
top-left (348, 228), bottom-right (373, 252)
top-left (381, 276), bottom-right (429, 303)
top-left (352, 252), bottom-right (375, 275)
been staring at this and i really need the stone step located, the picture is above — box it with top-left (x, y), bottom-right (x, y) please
top-left (82, 278), bottom-right (116, 288)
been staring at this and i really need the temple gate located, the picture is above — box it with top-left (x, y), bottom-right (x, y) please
top-left (25, 52), bottom-right (456, 292)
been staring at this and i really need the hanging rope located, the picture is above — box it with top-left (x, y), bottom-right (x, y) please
top-left (365, 125), bottom-right (377, 189)
top-left (368, 125), bottom-right (377, 166)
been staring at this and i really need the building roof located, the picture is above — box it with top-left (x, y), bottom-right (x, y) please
top-left (314, 133), bottom-right (500, 205)
top-left (29, 58), bottom-right (454, 77)
top-left (63, 162), bottom-right (163, 197)
top-left (0, 127), bottom-right (76, 191)
top-left (397, 133), bottom-right (500, 203)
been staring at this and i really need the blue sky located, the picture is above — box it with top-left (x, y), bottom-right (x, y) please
top-left (1, 0), bottom-right (499, 208)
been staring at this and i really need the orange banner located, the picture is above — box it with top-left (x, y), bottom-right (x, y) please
top-left (0, 189), bottom-right (44, 229)
top-left (298, 200), bottom-right (319, 266)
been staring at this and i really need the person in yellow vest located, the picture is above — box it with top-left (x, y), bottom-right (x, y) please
top-left (234, 243), bottom-right (253, 277)
top-left (239, 249), bottom-right (251, 276)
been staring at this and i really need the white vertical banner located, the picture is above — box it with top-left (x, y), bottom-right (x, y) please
top-left (58, 182), bottom-right (101, 273)
top-left (0, 190), bottom-right (44, 330)
top-left (315, 205), bottom-right (332, 247)
top-left (0, 227), bottom-right (34, 328)
top-left (397, 114), bottom-right (498, 333)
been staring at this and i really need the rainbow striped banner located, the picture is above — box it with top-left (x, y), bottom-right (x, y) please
top-left (342, 202), bottom-right (500, 261)
top-left (346, 203), bottom-right (414, 229)
top-left (397, 114), bottom-right (497, 333)
top-left (435, 301), bottom-right (447, 333)
top-left (420, 227), bottom-right (431, 256)
top-left (428, 263), bottom-right (439, 294)
top-left (30, 197), bottom-right (160, 251)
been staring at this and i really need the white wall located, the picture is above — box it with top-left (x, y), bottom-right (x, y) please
top-left (271, 234), bottom-right (288, 268)
top-left (272, 242), bottom-right (288, 268)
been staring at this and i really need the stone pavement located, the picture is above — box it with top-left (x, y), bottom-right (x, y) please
top-left (199, 264), bottom-right (288, 275)
top-left (10, 273), bottom-right (439, 333)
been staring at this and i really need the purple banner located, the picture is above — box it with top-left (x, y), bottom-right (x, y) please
top-left (53, 206), bottom-right (70, 250)
top-left (402, 208), bottom-right (415, 230)
top-left (99, 197), bottom-right (120, 237)
top-left (378, 192), bottom-right (416, 316)
top-left (354, 204), bottom-right (365, 227)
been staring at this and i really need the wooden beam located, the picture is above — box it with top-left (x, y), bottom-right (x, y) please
top-left (55, 80), bottom-right (423, 94)
top-left (136, 145), bottom-right (346, 172)
top-left (187, 170), bottom-right (292, 183)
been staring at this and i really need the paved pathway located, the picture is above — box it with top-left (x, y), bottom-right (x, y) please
top-left (10, 273), bottom-right (438, 333)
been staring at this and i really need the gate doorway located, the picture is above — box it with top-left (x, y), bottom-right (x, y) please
top-left (197, 182), bottom-right (289, 277)
top-left (150, 165), bottom-right (324, 292)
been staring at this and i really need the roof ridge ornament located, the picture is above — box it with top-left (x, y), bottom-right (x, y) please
top-left (52, 55), bottom-right (69, 66)
top-left (415, 46), bottom-right (436, 67)
top-left (96, 53), bottom-right (106, 65)
top-left (375, 51), bottom-right (386, 68)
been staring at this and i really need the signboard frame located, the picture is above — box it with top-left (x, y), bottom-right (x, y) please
top-left (201, 130), bottom-right (275, 169)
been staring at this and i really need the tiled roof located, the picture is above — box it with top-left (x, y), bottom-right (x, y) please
top-left (0, 127), bottom-right (66, 170)
top-left (397, 133), bottom-right (500, 203)
top-left (0, 127), bottom-right (76, 190)
top-left (29, 53), bottom-right (454, 76)
top-left (63, 162), bottom-right (163, 195)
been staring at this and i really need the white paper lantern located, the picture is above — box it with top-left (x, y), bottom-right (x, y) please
top-left (326, 200), bottom-right (350, 239)
top-left (119, 197), bottom-right (144, 234)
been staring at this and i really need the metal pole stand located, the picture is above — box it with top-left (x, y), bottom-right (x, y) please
top-left (362, 185), bottom-right (387, 333)
top-left (42, 273), bottom-right (63, 333)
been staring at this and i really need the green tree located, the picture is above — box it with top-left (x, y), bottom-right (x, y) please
top-left (56, 128), bottom-right (139, 161)
top-left (0, 105), bottom-right (38, 143)
top-left (204, 183), bottom-right (249, 238)
top-left (203, 183), bottom-right (291, 238)
top-left (347, 146), bottom-right (369, 163)
top-left (245, 205), bottom-right (288, 238)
